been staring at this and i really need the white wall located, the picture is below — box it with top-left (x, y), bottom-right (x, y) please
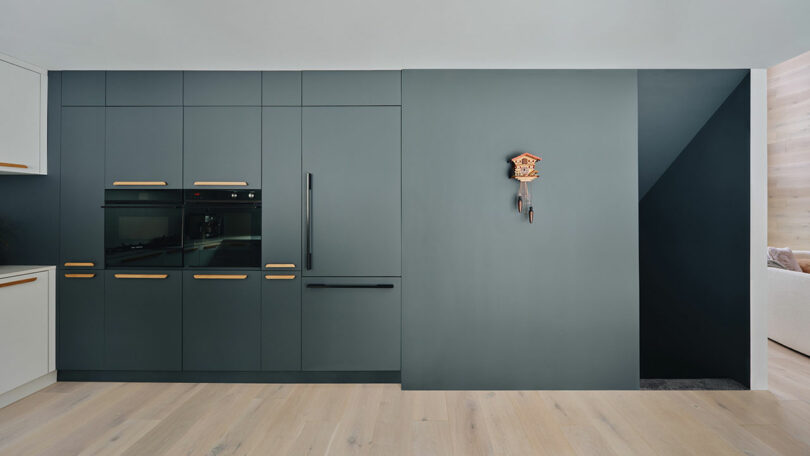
top-left (750, 68), bottom-right (768, 390)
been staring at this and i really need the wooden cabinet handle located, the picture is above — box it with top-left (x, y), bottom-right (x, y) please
top-left (114, 274), bottom-right (168, 279)
top-left (265, 275), bottom-right (296, 280)
top-left (193, 181), bottom-right (248, 186)
top-left (265, 263), bottom-right (296, 268)
top-left (113, 181), bottom-right (167, 186)
top-left (193, 274), bottom-right (248, 280)
top-left (0, 277), bottom-right (37, 288)
top-left (0, 162), bottom-right (28, 169)
top-left (64, 262), bottom-right (95, 267)
top-left (64, 273), bottom-right (96, 279)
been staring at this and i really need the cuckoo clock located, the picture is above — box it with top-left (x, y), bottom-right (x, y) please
top-left (511, 153), bottom-right (541, 223)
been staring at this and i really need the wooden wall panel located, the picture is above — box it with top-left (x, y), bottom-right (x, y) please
top-left (768, 51), bottom-right (810, 250)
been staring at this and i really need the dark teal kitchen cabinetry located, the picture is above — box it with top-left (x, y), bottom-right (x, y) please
top-left (302, 277), bottom-right (401, 371)
top-left (302, 106), bottom-right (401, 276)
top-left (302, 71), bottom-right (401, 106)
top-left (183, 271), bottom-right (261, 371)
top-left (104, 271), bottom-right (182, 371)
top-left (60, 107), bottom-right (105, 269)
top-left (262, 107), bottom-right (301, 270)
top-left (58, 271), bottom-right (104, 370)
top-left (106, 71), bottom-right (183, 106)
top-left (184, 71), bottom-right (261, 106)
top-left (61, 71), bottom-right (105, 106)
top-left (261, 273), bottom-right (301, 371)
top-left (105, 107), bottom-right (183, 188)
top-left (183, 107), bottom-right (261, 188)
top-left (262, 71), bottom-right (301, 106)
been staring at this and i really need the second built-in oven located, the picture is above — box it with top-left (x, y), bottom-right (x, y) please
top-left (183, 189), bottom-right (262, 268)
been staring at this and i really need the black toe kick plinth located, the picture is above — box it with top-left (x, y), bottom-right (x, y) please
top-left (57, 370), bottom-right (401, 384)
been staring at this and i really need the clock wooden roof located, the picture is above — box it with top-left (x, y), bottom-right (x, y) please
top-left (511, 153), bottom-right (542, 163)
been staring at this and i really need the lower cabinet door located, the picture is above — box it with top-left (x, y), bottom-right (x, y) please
top-left (261, 273), bottom-right (301, 371)
top-left (302, 277), bottom-right (401, 371)
top-left (104, 271), bottom-right (181, 371)
top-left (0, 272), bottom-right (49, 394)
top-left (183, 271), bottom-right (260, 371)
top-left (59, 271), bottom-right (104, 370)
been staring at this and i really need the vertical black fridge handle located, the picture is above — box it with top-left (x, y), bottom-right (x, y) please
top-left (306, 173), bottom-right (312, 270)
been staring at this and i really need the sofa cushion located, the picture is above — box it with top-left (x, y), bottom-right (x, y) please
top-left (768, 247), bottom-right (802, 272)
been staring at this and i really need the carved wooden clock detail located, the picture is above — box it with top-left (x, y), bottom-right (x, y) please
top-left (511, 152), bottom-right (541, 223)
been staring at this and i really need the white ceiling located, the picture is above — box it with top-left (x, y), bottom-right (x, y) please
top-left (1, 0), bottom-right (809, 70)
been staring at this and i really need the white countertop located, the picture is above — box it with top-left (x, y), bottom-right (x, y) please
top-left (0, 265), bottom-right (56, 279)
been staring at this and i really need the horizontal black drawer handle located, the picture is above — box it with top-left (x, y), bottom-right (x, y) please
top-left (306, 284), bottom-right (394, 289)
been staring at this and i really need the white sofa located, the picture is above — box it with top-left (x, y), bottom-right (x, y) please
top-left (768, 250), bottom-right (810, 356)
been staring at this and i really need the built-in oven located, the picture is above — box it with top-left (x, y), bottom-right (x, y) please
top-left (183, 189), bottom-right (261, 268)
top-left (104, 189), bottom-right (184, 268)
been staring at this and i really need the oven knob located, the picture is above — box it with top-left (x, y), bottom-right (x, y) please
top-left (248, 192), bottom-right (255, 198)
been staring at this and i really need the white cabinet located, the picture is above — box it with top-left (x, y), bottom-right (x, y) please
top-left (0, 54), bottom-right (48, 175)
top-left (0, 267), bottom-right (56, 407)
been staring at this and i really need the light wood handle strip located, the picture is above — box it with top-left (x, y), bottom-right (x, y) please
top-left (64, 262), bottom-right (95, 267)
top-left (193, 274), bottom-right (248, 280)
top-left (64, 273), bottom-right (96, 279)
top-left (265, 263), bottom-right (296, 268)
top-left (0, 277), bottom-right (37, 288)
top-left (265, 275), bottom-right (296, 280)
top-left (113, 181), bottom-right (168, 186)
top-left (0, 162), bottom-right (28, 169)
top-left (114, 274), bottom-right (168, 279)
top-left (193, 181), bottom-right (248, 186)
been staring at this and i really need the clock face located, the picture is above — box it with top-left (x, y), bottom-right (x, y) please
top-left (517, 164), bottom-right (532, 176)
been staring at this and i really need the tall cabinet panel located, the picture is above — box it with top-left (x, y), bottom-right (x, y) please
top-left (262, 273), bottom-right (301, 370)
top-left (262, 107), bottom-right (301, 269)
top-left (105, 107), bottom-right (183, 188)
top-left (302, 107), bottom-right (401, 276)
top-left (60, 107), bottom-right (105, 269)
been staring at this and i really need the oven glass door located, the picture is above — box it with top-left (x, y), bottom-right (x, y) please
top-left (184, 204), bottom-right (261, 268)
top-left (104, 206), bottom-right (183, 267)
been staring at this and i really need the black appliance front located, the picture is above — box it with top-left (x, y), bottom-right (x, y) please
top-left (104, 189), bottom-right (184, 267)
top-left (183, 189), bottom-right (262, 268)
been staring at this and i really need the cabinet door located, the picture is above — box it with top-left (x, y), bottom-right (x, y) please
top-left (262, 273), bottom-right (301, 370)
top-left (58, 271), bottom-right (104, 370)
top-left (61, 107), bottom-right (105, 269)
top-left (62, 71), bottom-right (105, 106)
top-left (0, 272), bottom-right (48, 394)
top-left (106, 71), bottom-right (183, 106)
top-left (262, 107), bottom-right (301, 270)
top-left (302, 277), bottom-right (401, 371)
top-left (184, 107), bottom-right (261, 188)
top-left (106, 107), bottom-right (183, 188)
top-left (302, 107), bottom-right (401, 276)
top-left (184, 71), bottom-right (261, 106)
top-left (183, 271), bottom-right (260, 371)
top-left (302, 71), bottom-right (401, 106)
top-left (104, 271), bottom-right (181, 371)
top-left (0, 59), bottom-right (42, 174)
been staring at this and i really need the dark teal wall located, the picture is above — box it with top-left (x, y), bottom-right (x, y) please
top-left (639, 75), bottom-right (751, 385)
top-left (401, 70), bottom-right (640, 389)
top-left (0, 72), bottom-right (61, 265)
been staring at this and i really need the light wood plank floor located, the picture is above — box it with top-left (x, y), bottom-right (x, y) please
top-left (1, 341), bottom-right (809, 456)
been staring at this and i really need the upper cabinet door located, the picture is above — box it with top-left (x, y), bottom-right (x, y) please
top-left (106, 107), bottom-right (183, 188)
top-left (61, 107), bottom-right (105, 269)
top-left (262, 108), bottom-right (301, 269)
top-left (106, 71), bottom-right (182, 106)
top-left (184, 107), bottom-right (261, 188)
top-left (62, 71), bottom-right (105, 106)
top-left (184, 71), bottom-right (261, 105)
top-left (262, 72), bottom-right (301, 106)
top-left (302, 71), bottom-right (401, 106)
top-left (0, 58), bottom-right (46, 175)
top-left (303, 107), bottom-right (401, 276)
